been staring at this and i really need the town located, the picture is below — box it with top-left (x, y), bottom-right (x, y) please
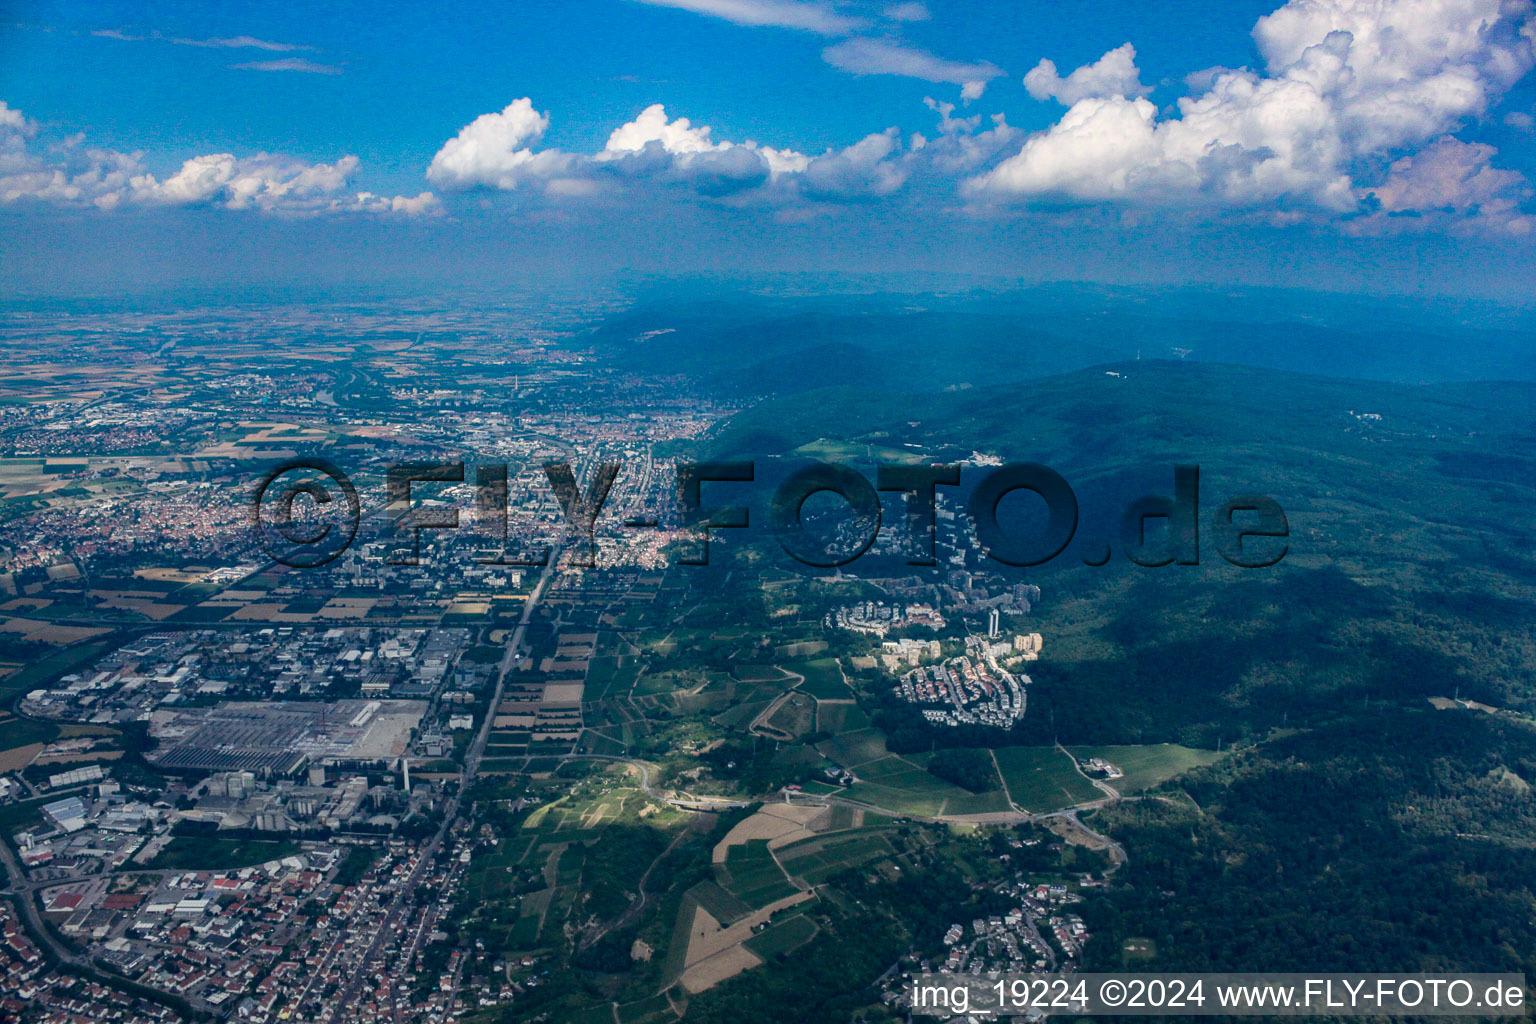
top-left (892, 633), bottom-right (1043, 728)
top-left (0, 298), bottom-right (1186, 1024)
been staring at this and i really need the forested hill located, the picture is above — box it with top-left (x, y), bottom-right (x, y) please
top-left (695, 360), bottom-right (1536, 746)
top-left (689, 357), bottom-right (1536, 987)
top-left (1083, 707), bottom-right (1536, 978)
top-left (704, 360), bottom-right (1536, 472)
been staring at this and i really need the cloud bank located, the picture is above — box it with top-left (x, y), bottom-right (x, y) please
top-left (422, 96), bottom-right (1028, 204)
top-left (14, 0), bottom-right (1536, 237)
top-left (0, 101), bottom-right (436, 216)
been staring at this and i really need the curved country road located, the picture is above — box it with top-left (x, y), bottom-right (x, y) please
top-left (559, 752), bottom-right (1128, 871)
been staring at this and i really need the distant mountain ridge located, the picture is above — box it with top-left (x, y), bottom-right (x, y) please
top-left (703, 359), bottom-right (1536, 469)
top-left (590, 292), bottom-right (1536, 394)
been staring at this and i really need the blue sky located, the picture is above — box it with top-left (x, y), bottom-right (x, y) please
top-left (3, 0), bottom-right (1535, 296)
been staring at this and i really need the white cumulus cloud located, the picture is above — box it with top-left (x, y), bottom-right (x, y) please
top-left (971, 0), bottom-right (1536, 221)
top-left (801, 127), bottom-right (907, 199)
top-left (149, 153), bottom-right (363, 211)
top-left (426, 98), bottom-right (574, 190)
top-left (601, 104), bottom-right (730, 156)
top-left (1023, 43), bottom-right (1149, 105)
top-left (595, 105), bottom-right (785, 194)
top-left (912, 98), bottom-right (1020, 173)
top-left (428, 100), bottom-right (815, 199)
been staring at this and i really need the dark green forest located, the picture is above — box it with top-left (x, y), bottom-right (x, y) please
top-left (1083, 709), bottom-right (1536, 975)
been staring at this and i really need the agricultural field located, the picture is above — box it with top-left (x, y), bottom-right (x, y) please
top-left (816, 726), bottom-right (891, 769)
top-left (992, 746), bottom-right (1102, 812)
top-left (823, 803), bottom-right (859, 830)
top-left (838, 780), bottom-right (951, 817)
top-left (755, 691), bottom-right (816, 740)
top-left (713, 803), bottom-right (826, 858)
top-left (811, 728), bottom-right (1022, 817)
top-left (465, 833), bottom-right (541, 896)
top-left (486, 728), bottom-right (530, 752)
top-left (789, 658), bottom-right (851, 700)
top-left (577, 729), bottom-right (630, 756)
top-left (936, 789), bottom-right (1016, 815)
top-left (632, 668), bottom-right (715, 698)
top-left (814, 701), bottom-right (869, 734)
top-left (716, 840), bottom-right (799, 909)
top-left (0, 637), bottom-right (116, 704)
top-left (1067, 743), bottom-right (1225, 795)
top-left (774, 829), bottom-right (896, 886)
top-left (581, 655), bottom-right (641, 701)
top-left (742, 912), bottom-right (818, 959)
top-left (0, 716), bottom-right (66, 764)
top-left (613, 993), bottom-right (674, 1024)
top-left (665, 882), bottom-right (814, 995)
top-left (684, 880), bottom-right (753, 927)
top-left (731, 664), bottom-right (790, 683)
top-left (710, 691), bottom-right (779, 732)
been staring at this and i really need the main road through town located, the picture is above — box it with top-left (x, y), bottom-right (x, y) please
top-left (332, 549), bottom-right (561, 1020)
